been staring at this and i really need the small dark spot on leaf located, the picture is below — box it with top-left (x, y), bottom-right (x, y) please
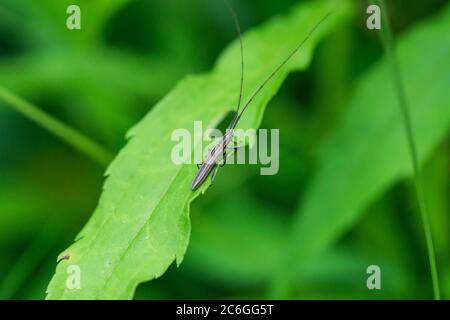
top-left (57, 254), bottom-right (71, 264)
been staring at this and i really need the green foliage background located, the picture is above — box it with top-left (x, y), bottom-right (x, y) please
top-left (0, 0), bottom-right (449, 299)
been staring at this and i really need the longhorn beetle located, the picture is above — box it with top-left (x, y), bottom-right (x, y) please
top-left (191, 1), bottom-right (332, 191)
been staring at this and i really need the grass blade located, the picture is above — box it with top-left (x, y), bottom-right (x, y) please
top-left (0, 86), bottom-right (113, 166)
top-left (374, 0), bottom-right (440, 300)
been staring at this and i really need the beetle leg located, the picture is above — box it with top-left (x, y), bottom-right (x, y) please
top-left (220, 152), bottom-right (227, 167)
top-left (227, 144), bottom-right (243, 150)
top-left (211, 165), bottom-right (220, 184)
top-left (219, 141), bottom-right (228, 167)
top-left (227, 138), bottom-right (244, 150)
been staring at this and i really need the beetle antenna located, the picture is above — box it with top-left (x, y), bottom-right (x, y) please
top-left (223, 0), bottom-right (244, 116)
top-left (236, 11), bottom-right (333, 120)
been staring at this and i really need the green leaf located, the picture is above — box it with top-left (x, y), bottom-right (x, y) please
top-left (46, 0), bottom-right (351, 299)
top-left (277, 3), bottom-right (450, 293)
top-left (422, 146), bottom-right (450, 258)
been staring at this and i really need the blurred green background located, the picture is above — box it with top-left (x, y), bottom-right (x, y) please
top-left (0, 0), bottom-right (449, 299)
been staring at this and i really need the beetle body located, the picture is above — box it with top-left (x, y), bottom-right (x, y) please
top-left (191, 117), bottom-right (237, 191)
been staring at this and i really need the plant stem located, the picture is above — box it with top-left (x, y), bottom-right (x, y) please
top-left (0, 86), bottom-right (113, 166)
top-left (374, 0), bottom-right (440, 300)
